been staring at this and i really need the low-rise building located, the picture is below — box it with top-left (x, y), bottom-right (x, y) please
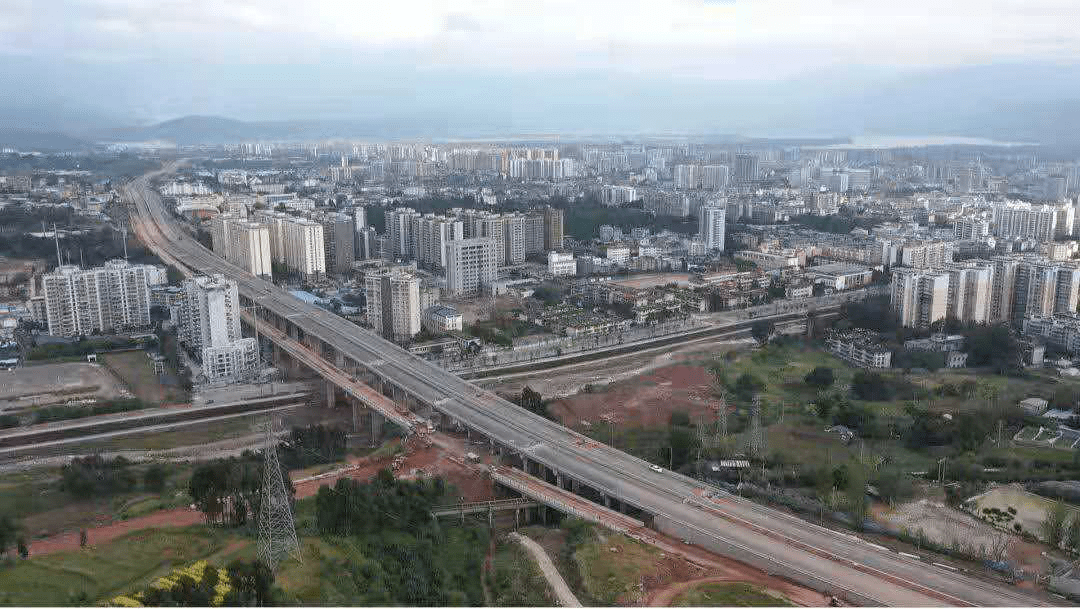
top-left (422, 305), bottom-right (463, 334)
top-left (806, 263), bottom-right (875, 292)
top-left (548, 251), bottom-right (577, 277)
top-left (1023, 315), bottom-right (1080, 354)
top-left (825, 329), bottom-right (892, 369)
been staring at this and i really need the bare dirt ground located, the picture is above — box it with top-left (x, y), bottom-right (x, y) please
top-left (483, 335), bottom-right (752, 401)
top-left (547, 363), bottom-right (724, 430)
top-left (0, 362), bottom-right (130, 411)
top-left (872, 498), bottom-right (1048, 574)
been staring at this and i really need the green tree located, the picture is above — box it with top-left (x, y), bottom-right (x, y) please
top-left (804, 366), bottom-right (835, 390)
top-left (732, 373), bottom-right (766, 404)
top-left (1064, 516), bottom-right (1080, 555)
top-left (518, 386), bottom-right (544, 416)
top-left (750, 320), bottom-right (775, 346)
top-left (1043, 501), bottom-right (1069, 548)
top-left (851, 371), bottom-right (893, 401)
top-left (0, 514), bottom-right (16, 557)
top-left (17, 537), bottom-right (28, 559)
top-left (144, 464), bottom-right (168, 492)
top-left (846, 466), bottom-right (870, 525)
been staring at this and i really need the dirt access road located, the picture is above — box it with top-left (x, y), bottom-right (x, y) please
top-left (509, 531), bottom-right (582, 607)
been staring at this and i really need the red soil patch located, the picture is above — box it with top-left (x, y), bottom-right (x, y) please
top-left (549, 364), bottom-right (720, 429)
top-left (647, 575), bottom-right (826, 607)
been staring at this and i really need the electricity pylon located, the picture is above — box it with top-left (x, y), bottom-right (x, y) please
top-left (257, 421), bottom-right (300, 571)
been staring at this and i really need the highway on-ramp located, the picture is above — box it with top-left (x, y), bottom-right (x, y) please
top-left (124, 165), bottom-right (1047, 607)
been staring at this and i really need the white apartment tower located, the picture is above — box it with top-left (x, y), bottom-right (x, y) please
top-left (179, 274), bottom-right (257, 383)
top-left (387, 207), bottom-right (421, 260)
top-left (414, 214), bottom-right (463, 269)
top-left (43, 260), bottom-right (153, 337)
top-left (445, 238), bottom-right (498, 296)
top-left (945, 261), bottom-right (994, 324)
top-left (698, 205), bottom-right (726, 252)
top-left (283, 218), bottom-right (326, 280)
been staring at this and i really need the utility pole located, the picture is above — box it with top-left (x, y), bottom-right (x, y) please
top-left (257, 420), bottom-right (300, 571)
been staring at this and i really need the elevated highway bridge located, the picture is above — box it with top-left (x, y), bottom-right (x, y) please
top-left (124, 166), bottom-right (1044, 607)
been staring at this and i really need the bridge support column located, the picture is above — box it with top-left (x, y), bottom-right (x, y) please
top-left (571, 479), bottom-right (580, 494)
top-left (488, 506), bottom-right (494, 528)
top-left (515, 509), bottom-right (520, 529)
top-left (335, 350), bottom-right (345, 368)
top-left (352, 402), bottom-right (363, 432)
top-left (370, 411), bottom-right (384, 447)
top-left (325, 380), bottom-right (335, 409)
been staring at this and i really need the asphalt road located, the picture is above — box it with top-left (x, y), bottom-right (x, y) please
top-left (124, 165), bottom-right (1047, 607)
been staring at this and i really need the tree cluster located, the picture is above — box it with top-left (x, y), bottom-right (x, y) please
top-left (188, 453), bottom-right (293, 527)
top-left (311, 472), bottom-right (487, 605)
top-left (277, 424), bottom-right (348, 470)
top-left (60, 455), bottom-right (138, 499)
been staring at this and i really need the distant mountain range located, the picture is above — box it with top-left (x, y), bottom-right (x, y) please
top-left (1, 104), bottom-right (1079, 154)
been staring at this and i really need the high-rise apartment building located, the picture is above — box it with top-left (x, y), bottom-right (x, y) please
top-left (283, 218), bottom-right (326, 280)
top-left (698, 205), bottom-right (726, 252)
top-left (945, 261), bottom-right (994, 324)
top-left (701, 165), bottom-right (730, 190)
top-left (990, 256), bottom-right (1021, 323)
top-left (503, 214), bottom-right (526, 264)
top-left (413, 214), bottom-right (463, 270)
top-left (253, 210), bottom-right (289, 263)
top-left (210, 215), bottom-right (271, 277)
top-left (387, 207), bottom-right (421, 260)
top-left (43, 260), bottom-right (154, 337)
top-left (524, 212), bottom-right (545, 255)
top-left (445, 238), bottom-right (498, 296)
top-left (364, 270), bottom-right (421, 344)
top-left (734, 153), bottom-right (759, 183)
top-left (891, 269), bottom-right (950, 328)
top-left (543, 206), bottom-right (564, 251)
top-left (460, 211), bottom-right (506, 266)
top-left (317, 212), bottom-right (356, 275)
top-left (993, 202), bottom-right (1058, 242)
top-left (954, 217), bottom-right (991, 240)
top-left (900, 240), bottom-right (953, 269)
top-left (179, 274), bottom-right (257, 383)
top-left (674, 165), bottom-right (700, 190)
top-left (230, 221), bottom-right (272, 278)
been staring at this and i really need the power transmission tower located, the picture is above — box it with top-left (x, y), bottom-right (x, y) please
top-left (747, 397), bottom-right (766, 458)
top-left (257, 421), bottom-right (300, 571)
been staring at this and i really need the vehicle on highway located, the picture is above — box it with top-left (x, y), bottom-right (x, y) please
top-left (649, 464), bottom-right (663, 473)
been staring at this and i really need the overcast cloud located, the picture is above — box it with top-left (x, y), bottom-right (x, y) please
top-left (1, 0), bottom-right (1078, 136)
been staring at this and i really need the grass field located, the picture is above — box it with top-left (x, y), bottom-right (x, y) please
top-left (569, 524), bottom-right (661, 605)
top-left (102, 350), bottom-right (188, 405)
top-left (486, 538), bottom-right (555, 606)
top-left (669, 582), bottom-right (792, 607)
top-left (0, 463), bottom-right (193, 540)
top-left (0, 527), bottom-right (247, 606)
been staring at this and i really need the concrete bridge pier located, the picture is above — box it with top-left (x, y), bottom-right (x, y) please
top-left (325, 380), bottom-right (336, 408)
top-left (370, 410), bottom-right (384, 446)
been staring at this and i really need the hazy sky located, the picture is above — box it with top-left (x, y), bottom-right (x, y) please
top-left (2, 0), bottom-right (1079, 136)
